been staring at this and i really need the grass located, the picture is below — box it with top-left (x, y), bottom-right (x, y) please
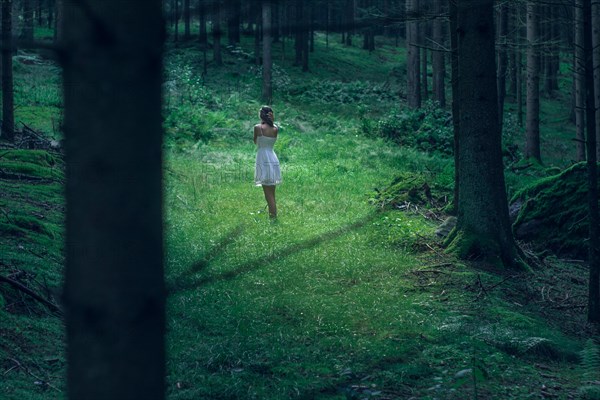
top-left (1, 27), bottom-right (598, 400)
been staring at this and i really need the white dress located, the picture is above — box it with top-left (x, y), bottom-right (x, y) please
top-left (254, 126), bottom-right (282, 186)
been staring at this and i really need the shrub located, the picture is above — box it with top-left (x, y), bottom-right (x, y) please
top-left (374, 101), bottom-right (453, 156)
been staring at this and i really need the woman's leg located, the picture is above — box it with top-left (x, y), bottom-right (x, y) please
top-left (262, 185), bottom-right (277, 218)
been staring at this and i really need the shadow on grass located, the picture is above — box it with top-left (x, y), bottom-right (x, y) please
top-left (168, 212), bottom-right (379, 294)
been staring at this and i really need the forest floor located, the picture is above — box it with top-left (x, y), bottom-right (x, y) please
top-left (1, 28), bottom-right (599, 400)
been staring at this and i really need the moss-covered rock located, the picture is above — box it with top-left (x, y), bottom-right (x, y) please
top-left (510, 162), bottom-right (599, 258)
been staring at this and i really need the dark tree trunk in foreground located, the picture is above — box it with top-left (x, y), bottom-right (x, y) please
top-left (575, 0), bottom-right (586, 161)
top-left (449, 0), bottom-right (459, 210)
top-left (61, 1), bottom-right (166, 399)
top-left (406, 0), bottom-right (420, 108)
top-left (445, 0), bottom-right (520, 267)
top-left (2, 0), bottom-right (15, 142)
top-left (525, 1), bottom-right (541, 162)
top-left (496, 1), bottom-right (508, 133)
top-left (262, 0), bottom-right (272, 104)
top-left (583, 0), bottom-right (600, 323)
top-left (593, 0), bottom-right (600, 159)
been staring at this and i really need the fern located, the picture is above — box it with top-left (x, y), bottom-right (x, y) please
top-left (578, 339), bottom-right (600, 400)
top-left (581, 339), bottom-right (600, 382)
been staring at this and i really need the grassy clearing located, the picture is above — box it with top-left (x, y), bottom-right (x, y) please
top-left (163, 34), bottom-right (594, 399)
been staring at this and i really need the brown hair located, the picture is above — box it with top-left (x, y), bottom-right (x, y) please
top-left (259, 106), bottom-right (274, 127)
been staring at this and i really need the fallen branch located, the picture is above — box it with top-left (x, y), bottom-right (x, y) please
top-left (0, 274), bottom-right (62, 315)
top-left (7, 358), bottom-right (62, 393)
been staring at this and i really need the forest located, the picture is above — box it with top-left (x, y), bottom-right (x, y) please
top-left (1, 0), bottom-right (600, 399)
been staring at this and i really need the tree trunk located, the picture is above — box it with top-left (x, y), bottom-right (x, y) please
top-left (2, 0), bottom-right (15, 142)
top-left (21, 0), bottom-right (34, 42)
top-left (54, 0), bottom-right (62, 43)
top-left (420, 9), bottom-right (429, 101)
top-left (254, 6), bottom-right (261, 66)
top-left (432, 0), bottom-right (445, 107)
top-left (61, 1), bottom-right (165, 399)
top-left (583, 0), bottom-right (600, 323)
top-left (183, 0), bottom-right (190, 40)
top-left (213, 0), bottom-right (222, 66)
top-left (445, 0), bottom-right (520, 267)
top-left (262, 0), bottom-right (272, 104)
top-left (294, 0), bottom-right (302, 66)
top-left (406, 0), bottom-right (421, 108)
top-left (228, 0), bottom-right (241, 45)
top-left (549, 5), bottom-right (560, 93)
top-left (575, 0), bottom-right (586, 161)
top-left (449, 0), bottom-right (459, 209)
top-left (198, 0), bottom-right (207, 46)
top-left (517, 40), bottom-right (523, 127)
top-left (345, 0), bottom-right (353, 46)
top-left (525, 1), bottom-right (541, 162)
top-left (497, 1), bottom-right (508, 133)
top-left (593, 0), bottom-right (600, 159)
top-left (48, 0), bottom-right (53, 29)
top-left (37, 0), bottom-right (42, 26)
top-left (302, 0), bottom-right (309, 71)
top-left (174, 0), bottom-right (179, 41)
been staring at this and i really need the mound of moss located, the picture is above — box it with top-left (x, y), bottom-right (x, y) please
top-left (0, 149), bottom-right (62, 180)
top-left (371, 172), bottom-right (451, 210)
top-left (510, 162), bottom-right (599, 258)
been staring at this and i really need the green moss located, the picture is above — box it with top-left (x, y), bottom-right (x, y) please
top-left (511, 162), bottom-right (600, 258)
top-left (0, 150), bottom-right (63, 180)
top-left (0, 149), bottom-right (58, 167)
top-left (0, 215), bottom-right (55, 239)
top-left (371, 172), bottom-right (451, 209)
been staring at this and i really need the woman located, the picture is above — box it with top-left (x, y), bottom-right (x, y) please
top-left (254, 106), bottom-right (282, 219)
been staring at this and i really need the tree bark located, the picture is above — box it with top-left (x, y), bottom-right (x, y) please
top-left (48, 0), bottom-right (54, 29)
top-left (2, 0), bottom-right (15, 142)
top-left (254, 5), bottom-right (261, 66)
top-left (583, 0), bottom-right (600, 323)
top-left (302, 0), bottom-right (309, 71)
top-left (198, 0), bottom-right (207, 46)
top-left (449, 0), bottom-right (459, 210)
top-left (262, 0), bottom-right (272, 104)
top-left (21, 0), bottom-right (34, 42)
top-left (432, 0), bottom-right (445, 107)
top-left (37, 0), bottom-right (42, 26)
top-left (174, 0), bottom-right (179, 41)
top-left (228, 0), bottom-right (241, 45)
top-left (294, 0), bottom-right (303, 66)
top-left (497, 1), bottom-right (508, 133)
top-left (593, 0), bottom-right (600, 159)
top-left (446, 0), bottom-right (520, 267)
top-left (183, 0), bottom-right (190, 40)
top-left (61, 0), bottom-right (165, 399)
top-left (406, 0), bottom-right (421, 108)
top-left (525, 1), bottom-right (541, 162)
top-left (54, 0), bottom-right (62, 43)
top-left (575, 0), bottom-right (586, 161)
top-left (213, 0), bottom-right (222, 66)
